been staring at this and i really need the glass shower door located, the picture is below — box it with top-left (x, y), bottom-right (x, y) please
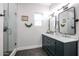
top-left (3, 3), bottom-right (17, 56)
top-left (3, 3), bottom-right (10, 56)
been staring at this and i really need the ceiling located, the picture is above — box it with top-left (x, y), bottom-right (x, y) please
top-left (17, 3), bottom-right (61, 10)
top-left (17, 3), bottom-right (60, 7)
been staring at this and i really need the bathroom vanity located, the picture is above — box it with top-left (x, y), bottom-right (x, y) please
top-left (42, 33), bottom-right (78, 56)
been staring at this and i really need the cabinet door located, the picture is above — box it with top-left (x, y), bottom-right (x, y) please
top-left (48, 38), bottom-right (56, 55)
top-left (64, 42), bottom-right (77, 56)
top-left (42, 35), bottom-right (50, 50)
top-left (55, 40), bottom-right (64, 56)
top-left (45, 36), bottom-right (50, 49)
top-left (55, 45), bottom-right (64, 56)
top-left (42, 35), bottom-right (47, 50)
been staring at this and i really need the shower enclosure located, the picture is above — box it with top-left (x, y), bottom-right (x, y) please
top-left (3, 3), bottom-right (17, 56)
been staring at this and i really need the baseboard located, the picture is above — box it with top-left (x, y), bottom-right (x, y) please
top-left (16, 45), bottom-right (42, 51)
top-left (10, 49), bottom-right (17, 56)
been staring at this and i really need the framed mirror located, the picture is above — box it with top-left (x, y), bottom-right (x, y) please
top-left (58, 7), bottom-right (76, 35)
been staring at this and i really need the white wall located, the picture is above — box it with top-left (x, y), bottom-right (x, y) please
top-left (17, 3), bottom-right (49, 49)
top-left (0, 3), bottom-right (4, 56)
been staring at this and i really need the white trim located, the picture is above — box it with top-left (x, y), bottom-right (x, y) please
top-left (9, 45), bottom-right (42, 56)
top-left (16, 45), bottom-right (42, 51)
top-left (10, 49), bottom-right (17, 56)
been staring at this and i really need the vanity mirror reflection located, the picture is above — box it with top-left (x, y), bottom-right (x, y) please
top-left (58, 7), bottom-right (76, 35)
top-left (47, 13), bottom-right (56, 34)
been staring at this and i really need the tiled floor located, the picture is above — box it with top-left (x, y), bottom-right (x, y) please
top-left (15, 48), bottom-right (48, 56)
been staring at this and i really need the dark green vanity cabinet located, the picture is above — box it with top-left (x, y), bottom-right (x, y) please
top-left (42, 34), bottom-right (78, 56)
top-left (42, 35), bottom-right (56, 55)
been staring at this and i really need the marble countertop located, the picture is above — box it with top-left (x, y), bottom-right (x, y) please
top-left (42, 33), bottom-right (79, 43)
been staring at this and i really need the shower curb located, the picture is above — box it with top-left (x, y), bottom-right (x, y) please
top-left (10, 49), bottom-right (17, 56)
